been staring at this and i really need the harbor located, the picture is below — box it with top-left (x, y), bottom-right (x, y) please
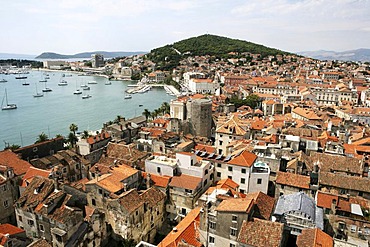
top-left (0, 70), bottom-right (175, 148)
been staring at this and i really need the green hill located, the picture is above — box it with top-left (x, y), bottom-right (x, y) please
top-left (147, 34), bottom-right (290, 70)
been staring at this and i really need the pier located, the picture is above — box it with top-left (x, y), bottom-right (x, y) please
top-left (126, 84), bottom-right (181, 96)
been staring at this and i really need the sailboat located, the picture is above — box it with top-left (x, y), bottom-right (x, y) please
top-left (42, 81), bottom-right (52, 92)
top-left (1, 89), bottom-right (17, 110)
top-left (73, 81), bottom-right (82, 95)
top-left (33, 83), bottom-right (44, 98)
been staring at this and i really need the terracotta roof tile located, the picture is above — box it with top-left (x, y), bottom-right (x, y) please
top-left (244, 191), bottom-right (275, 220)
top-left (0, 223), bottom-right (25, 235)
top-left (216, 198), bottom-right (254, 213)
top-left (21, 166), bottom-right (51, 187)
top-left (0, 150), bottom-right (31, 176)
top-left (276, 171), bottom-right (310, 189)
top-left (297, 228), bottom-right (333, 247)
top-left (319, 172), bottom-right (370, 193)
top-left (237, 218), bottom-right (283, 247)
top-left (158, 207), bottom-right (202, 247)
top-left (169, 174), bottom-right (202, 190)
top-left (227, 149), bottom-right (257, 167)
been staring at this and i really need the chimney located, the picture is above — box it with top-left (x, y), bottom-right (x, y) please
top-left (146, 173), bottom-right (151, 189)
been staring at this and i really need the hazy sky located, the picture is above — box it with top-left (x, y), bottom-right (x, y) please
top-left (1, 0), bottom-right (370, 55)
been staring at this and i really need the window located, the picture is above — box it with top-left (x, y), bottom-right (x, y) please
top-left (39, 224), bottom-right (44, 232)
top-left (217, 172), bottom-right (221, 177)
top-left (3, 200), bottom-right (9, 208)
top-left (204, 169), bottom-right (208, 175)
top-left (230, 244), bottom-right (236, 247)
top-left (240, 189), bottom-right (245, 194)
top-left (28, 219), bottom-right (34, 226)
top-left (91, 199), bottom-right (96, 206)
top-left (209, 236), bottom-right (215, 243)
top-left (18, 216), bottom-right (23, 222)
top-left (181, 208), bottom-right (187, 216)
top-left (62, 167), bottom-right (67, 173)
top-left (257, 178), bottom-right (262, 184)
top-left (98, 189), bottom-right (103, 195)
top-left (228, 176), bottom-right (232, 180)
top-left (232, 215), bottom-right (237, 222)
top-left (228, 166), bottom-right (233, 172)
top-left (241, 168), bottom-right (246, 174)
top-left (55, 234), bottom-right (63, 242)
top-left (240, 178), bottom-right (245, 184)
top-left (217, 163), bottom-right (221, 168)
top-left (219, 140), bottom-right (223, 146)
top-left (157, 167), bottom-right (161, 173)
top-left (230, 228), bottom-right (237, 236)
top-left (281, 185), bottom-right (285, 189)
top-left (209, 221), bottom-right (216, 229)
top-left (185, 189), bottom-right (192, 193)
top-left (33, 147), bottom-right (38, 152)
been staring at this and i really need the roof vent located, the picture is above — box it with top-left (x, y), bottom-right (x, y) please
top-left (173, 227), bottom-right (178, 232)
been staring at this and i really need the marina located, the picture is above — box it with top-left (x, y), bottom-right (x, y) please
top-left (0, 70), bottom-right (174, 148)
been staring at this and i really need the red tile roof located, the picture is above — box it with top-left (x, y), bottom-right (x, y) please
top-left (0, 150), bottom-right (31, 176)
top-left (21, 166), bottom-right (51, 187)
top-left (0, 223), bottom-right (25, 235)
top-left (297, 228), bottom-right (333, 247)
top-left (169, 174), bottom-right (202, 190)
top-left (227, 149), bottom-right (257, 167)
top-left (237, 218), bottom-right (283, 247)
top-left (216, 198), bottom-right (254, 213)
top-left (276, 171), bottom-right (310, 189)
top-left (244, 191), bottom-right (275, 220)
top-left (158, 207), bottom-right (202, 247)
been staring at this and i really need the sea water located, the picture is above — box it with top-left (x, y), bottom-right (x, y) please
top-left (0, 70), bottom-right (174, 148)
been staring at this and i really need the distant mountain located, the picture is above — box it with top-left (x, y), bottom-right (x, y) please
top-left (298, 48), bottom-right (370, 62)
top-left (35, 51), bottom-right (147, 59)
top-left (0, 53), bottom-right (36, 60)
top-left (147, 34), bottom-right (291, 70)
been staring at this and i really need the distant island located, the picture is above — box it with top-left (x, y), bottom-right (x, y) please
top-left (35, 51), bottom-right (147, 59)
top-left (298, 48), bottom-right (370, 62)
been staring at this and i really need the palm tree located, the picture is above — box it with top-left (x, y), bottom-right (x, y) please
top-left (55, 134), bottom-right (63, 138)
top-left (115, 115), bottom-right (123, 124)
top-left (69, 123), bottom-right (78, 147)
top-left (160, 102), bottom-right (170, 114)
top-left (4, 144), bottom-right (21, 151)
top-left (82, 130), bottom-right (90, 139)
top-left (142, 109), bottom-right (151, 120)
top-left (67, 132), bottom-right (78, 148)
top-left (35, 132), bottom-right (49, 143)
top-left (69, 123), bottom-right (78, 136)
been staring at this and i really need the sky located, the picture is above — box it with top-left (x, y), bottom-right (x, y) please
top-left (1, 0), bottom-right (370, 55)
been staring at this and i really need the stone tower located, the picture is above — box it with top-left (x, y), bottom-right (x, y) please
top-left (186, 98), bottom-right (212, 138)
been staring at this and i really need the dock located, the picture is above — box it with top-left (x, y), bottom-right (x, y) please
top-left (126, 84), bottom-right (181, 96)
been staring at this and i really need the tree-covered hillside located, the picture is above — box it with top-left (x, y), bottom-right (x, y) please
top-left (147, 34), bottom-right (290, 70)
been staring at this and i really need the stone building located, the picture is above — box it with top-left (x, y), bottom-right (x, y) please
top-left (186, 98), bottom-right (213, 138)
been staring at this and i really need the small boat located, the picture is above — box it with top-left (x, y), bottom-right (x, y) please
top-left (1, 89), bottom-right (17, 110)
top-left (33, 83), bottom-right (44, 98)
top-left (124, 94), bottom-right (132, 99)
top-left (83, 86), bottom-right (90, 90)
top-left (45, 76), bottom-right (50, 79)
top-left (42, 81), bottom-right (52, 92)
top-left (65, 74), bottom-right (72, 77)
top-left (39, 79), bottom-right (47, 82)
top-left (81, 84), bottom-right (88, 88)
top-left (74, 89), bottom-right (82, 95)
top-left (139, 104), bottom-right (143, 107)
top-left (87, 81), bottom-right (97, 84)
top-left (58, 80), bottom-right (68, 86)
top-left (22, 82), bottom-right (30, 86)
top-left (0, 79), bottom-right (7, 83)
top-left (82, 94), bottom-right (92, 99)
top-left (105, 81), bottom-right (112, 85)
top-left (62, 74), bottom-right (65, 77)
top-left (15, 76), bottom-right (27, 79)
